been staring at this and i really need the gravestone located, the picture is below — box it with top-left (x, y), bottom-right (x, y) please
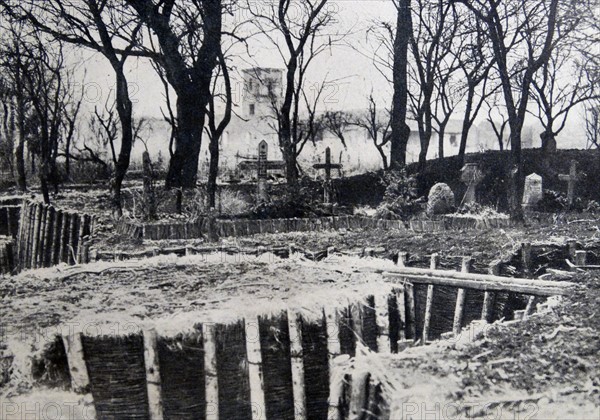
top-left (558, 160), bottom-right (580, 207)
top-left (522, 173), bottom-right (543, 210)
top-left (427, 183), bottom-right (455, 215)
top-left (313, 147), bottom-right (342, 204)
top-left (460, 163), bottom-right (484, 205)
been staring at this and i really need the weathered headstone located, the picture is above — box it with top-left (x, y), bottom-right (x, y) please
top-left (427, 183), bottom-right (455, 215)
top-left (460, 163), bottom-right (484, 205)
top-left (558, 160), bottom-right (580, 207)
top-left (313, 147), bottom-right (343, 204)
top-left (522, 173), bottom-right (543, 210)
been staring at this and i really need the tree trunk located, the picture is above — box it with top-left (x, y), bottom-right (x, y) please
top-left (458, 88), bottom-right (474, 165)
top-left (207, 135), bottom-right (219, 209)
top-left (376, 145), bottom-right (388, 170)
top-left (389, 0), bottom-right (412, 170)
top-left (166, 90), bottom-right (205, 189)
top-left (438, 126), bottom-right (445, 160)
top-left (508, 124), bottom-right (524, 222)
top-left (110, 69), bottom-right (134, 219)
top-left (418, 124), bottom-right (432, 172)
top-left (540, 130), bottom-right (556, 154)
top-left (13, 128), bottom-right (26, 191)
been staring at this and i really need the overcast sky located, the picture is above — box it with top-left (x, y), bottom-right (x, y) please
top-left (71, 0), bottom-right (588, 148)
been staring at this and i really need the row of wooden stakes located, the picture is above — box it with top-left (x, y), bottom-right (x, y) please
top-left (16, 201), bottom-right (95, 270)
top-left (52, 251), bottom-right (574, 419)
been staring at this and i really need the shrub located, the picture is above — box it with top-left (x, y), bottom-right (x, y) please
top-left (535, 190), bottom-right (585, 212)
top-left (456, 202), bottom-right (503, 217)
top-left (375, 170), bottom-right (423, 221)
top-left (251, 177), bottom-right (325, 219)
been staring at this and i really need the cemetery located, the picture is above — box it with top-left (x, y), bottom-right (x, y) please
top-left (0, 1), bottom-right (599, 419)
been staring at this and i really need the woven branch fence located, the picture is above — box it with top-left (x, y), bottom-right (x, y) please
top-left (26, 254), bottom-right (573, 419)
top-left (116, 214), bottom-right (513, 241)
top-left (14, 200), bottom-right (95, 270)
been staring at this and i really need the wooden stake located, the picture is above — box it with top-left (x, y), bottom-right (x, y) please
top-left (60, 212), bottom-right (70, 264)
top-left (51, 209), bottom-right (61, 266)
top-left (453, 257), bottom-right (471, 335)
top-left (395, 286), bottom-right (406, 341)
top-left (575, 250), bottom-right (587, 267)
top-left (16, 201), bottom-right (27, 265)
top-left (143, 329), bottom-right (163, 420)
top-left (76, 214), bottom-right (87, 264)
top-left (375, 293), bottom-right (391, 353)
top-left (43, 207), bottom-right (54, 267)
top-left (351, 303), bottom-right (364, 345)
top-left (202, 323), bottom-right (219, 420)
top-left (422, 285), bottom-right (434, 345)
top-left (38, 206), bottom-right (48, 268)
top-left (396, 252), bottom-right (408, 267)
top-left (245, 317), bottom-right (266, 420)
top-left (567, 239), bottom-right (577, 260)
top-left (31, 203), bottom-right (43, 269)
top-left (521, 242), bottom-right (532, 273)
top-left (405, 283), bottom-right (416, 341)
top-left (68, 214), bottom-right (78, 265)
top-left (62, 332), bottom-right (91, 393)
top-left (483, 261), bottom-right (500, 322)
top-left (348, 371), bottom-right (370, 420)
top-left (287, 311), bottom-right (306, 420)
top-left (524, 296), bottom-right (536, 320)
top-left (323, 306), bottom-right (345, 419)
top-left (422, 254), bottom-right (439, 344)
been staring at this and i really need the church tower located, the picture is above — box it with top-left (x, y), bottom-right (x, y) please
top-left (242, 68), bottom-right (284, 119)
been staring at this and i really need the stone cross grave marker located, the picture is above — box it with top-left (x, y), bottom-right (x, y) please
top-left (252, 140), bottom-right (286, 202)
top-left (522, 173), bottom-right (543, 210)
top-left (257, 140), bottom-right (269, 202)
top-left (313, 147), bottom-right (343, 204)
top-left (460, 163), bottom-right (484, 205)
top-left (558, 160), bottom-right (580, 206)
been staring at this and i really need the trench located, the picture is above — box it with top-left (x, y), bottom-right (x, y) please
top-left (16, 249), bottom-right (576, 420)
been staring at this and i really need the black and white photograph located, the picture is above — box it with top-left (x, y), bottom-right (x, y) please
top-left (0, 0), bottom-right (599, 419)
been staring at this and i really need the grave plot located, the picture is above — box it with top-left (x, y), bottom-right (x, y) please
top-left (0, 251), bottom-right (579, 419)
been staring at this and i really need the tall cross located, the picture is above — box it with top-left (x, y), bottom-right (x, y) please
top-left (313, 147), bottom-right (342, 204)
top-left (558, 160), bottom-right (580, 206)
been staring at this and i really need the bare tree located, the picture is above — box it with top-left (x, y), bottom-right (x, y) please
top-left (530, 48), bottom-right (599, 154)
top-left (205, 50), bottom-right (232, 209)
top-left (322, 110), bottom-right (351, 148)
top-left (127, 0), bottom-right (224, 189)
top-left (248, 0), bottom-right (341, 183)
top-left (352, 94), bottom-right (391, 170)
top-left (407, 0), bottom-right (459, 171)
top-left (484, 92), bottom-right (509, 151)
top-left (389, 0), bottom-right (412, 169)
top-left (584, 99), bottom-right (600, 152)
top-left (0, 21), bottom-right (31, 191)
top-left (456, 0), bottom-right (566, 220)
top-left (453, 10), bottom-right (496, 163)
top-left (1, 0), bottom-right (147, 217)
top-left (15, 31), bottom-right (79, 203)
top-left (431, 61), bottom-right (463, 159)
